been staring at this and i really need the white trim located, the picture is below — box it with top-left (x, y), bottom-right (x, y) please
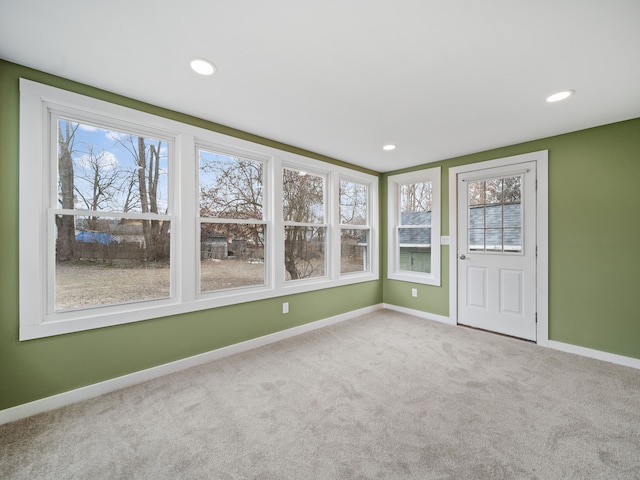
top-left (535, 155), bottom-right (549, 346)
top-left (547, 340), bottom-right (640, 370)
top-left (448, 150), bottom-right (549, 344)
top-left (383, 304), bottom-right (640, 369)
top-left (0, 304), bottom-right (384, 426)
top-left (382, 303), bottom-right (454, 325)
top-left (384, 304), bottom-right (640, 369)
top-left (387, 167), bottom-right (441, 286)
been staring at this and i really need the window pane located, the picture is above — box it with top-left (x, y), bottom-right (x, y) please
top-left (200, 223), bottom-right (265, 292)
top-left (504, 228), bottom-right (522, 252)
top-left (283, 169), bottom-right (324, 223)
top-left (486, 228), bottom-right (503, 251)
top-left (398, 227), bottom-right (432, 247)
top-left (399, 247), bottom-right (431, 273)
top-left (466, 175), bottom-right (523, 255)
top-left (503, 203), bottom-right (522, 227)
top-left (199, 150), bottom-right (263, 219)
top-left (469, 229), bottom-right (485, 251)
top-left (341, 228), bottom-right (369, 274)
top-left (398, 226), bottom-right (432, 272)
top-left (486, 205), bottom-right (503, 228)
top-left (485, 179), bottom-right (502, 204)
top-left (468, 181), bottom-right (485, 206)
top-left (469, 206), bottom-right (484, 228)
top-left (401, 210), bottom-right (432, 226)
top-left (284, 226), bottom-right (325, 280)
top-left (55, 215), bottom-right (170, 312)
top-left (339, 180), bottom-right (367, 225)
top-left (503, 176), bottom-right (522, 203)
top-left (57, 119), bottom-right (168, 214)
top-left (401, 182), bottom-right (432, 213)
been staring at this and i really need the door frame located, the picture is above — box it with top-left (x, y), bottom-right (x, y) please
top-left (448, 150), bottom-right (549, 345)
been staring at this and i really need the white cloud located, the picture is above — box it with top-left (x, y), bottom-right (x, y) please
top-left (106, 130), bottom-right (127, 142)
top-left (78, 124), bottom-right (101, 132)
top-left (75, 150), bottom-right (120, 171)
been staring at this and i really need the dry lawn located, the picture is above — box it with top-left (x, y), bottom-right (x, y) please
top-left (56, 255), bottom-right (365, 311)
top-left (56, 259), bottom-right (264, 311)
top-left (56, 262), bottom-right (171, 311)
top-left (200, 259), bottom-right (264, 292)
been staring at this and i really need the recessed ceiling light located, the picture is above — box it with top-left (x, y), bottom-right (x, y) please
top-left (190, 58), bottom-right (216, 76)
top-left (383, 144), bottom-right (397, 151)
top-left (546, 90), bottom-right (575, 103)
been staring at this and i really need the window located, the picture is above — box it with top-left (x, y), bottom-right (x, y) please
top-left (387, 168), bottom-right (441, 285)
top-left (282, 167), bottom-right (327, 281)
top-left (339, 179), bottom-right (370, 274)
top-left (19, 79), bottom-right (378, 340)
top-left (54, 118), bottom-right (173, 312)
top-left (467, 176), bottom-right (522, 252)
top-left (198, 148), bottom-right (266, 292)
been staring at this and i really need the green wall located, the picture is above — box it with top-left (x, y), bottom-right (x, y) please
top-left (2, 58), bottom-right (639, 412)
top-left (382, 118), bottom-right (640, 359)
top-left (0, 60), bottom-right (382, 411)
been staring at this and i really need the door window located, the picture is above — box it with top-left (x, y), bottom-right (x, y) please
top-left (467, 176), bottom-right (522, 253)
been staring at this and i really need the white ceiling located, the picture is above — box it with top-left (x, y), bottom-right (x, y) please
top-left (1, 0), bottom-right (639, 172)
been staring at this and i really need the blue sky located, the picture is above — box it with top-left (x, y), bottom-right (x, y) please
top-left (60, 119), bottom-right (169, 213)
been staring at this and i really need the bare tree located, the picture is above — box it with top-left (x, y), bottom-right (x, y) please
top-left (401, 181), bottom-right (432, 213)
top-left (115, 135), bottom-right (169, 261)
top-left (200, 157), bottom-right (264, 252)
top-left (339, 181), bottom-right (368, 270)
top-left (73, 146), bottom-right (123, 230)
top-left (283, 170), bottom-right (324, 280)
top-left (200, 158), bottom-right (262, 219)
top-left (55, 120), bottom-right (79, 261)
top-left (121, 170), bottom-right (141, 213)
top-left (468, 176), bottom-right (521, 205)
top-left (502, 176), bottom-right (522, 203)
top-left (199, 158), bottom-right (325, 280)
top-left (339, 180), bottom-right (367, 225)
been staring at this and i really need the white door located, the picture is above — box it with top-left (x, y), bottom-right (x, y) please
top-left (457, 161), bottom-right (537, 340)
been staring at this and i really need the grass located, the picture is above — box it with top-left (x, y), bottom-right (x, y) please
top-left (56, 256), bottom-right (366, 311)
top-left (56, 261), bottom-right (171, 311)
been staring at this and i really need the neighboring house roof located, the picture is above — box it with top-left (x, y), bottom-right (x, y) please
top-left (398, 205), bottom-right (522, 248)
top-left (469, 204), bottom-right (522, 248)
top-left (400, 211), bottom-right (432, 226)
top-left (202, 231), bottom-right (227, 242)
top-left (399, 211), bottom-right (432, 246)
top-left (75, 231), bottom-right (116, 245)
top-left (111, 223), bottom-right (143, 236)
top-left (469, 204), bottom-right (520, 229)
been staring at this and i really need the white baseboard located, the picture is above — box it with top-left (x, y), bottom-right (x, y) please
top-left (383, 303), bottom-right (640, 370)
top-left (382, 303), bottom-right (455, 325)
top-left (0, 304), bottom-right (383, 426)
top-left (547, 340), bottom-right (640, 370)
top-left (4, 304), bottom-right (637, 426)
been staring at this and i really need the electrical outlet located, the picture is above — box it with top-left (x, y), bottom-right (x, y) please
top-left (411, 288), bottom-right (417, 298)
top-left (282, 302), bottom-right (289, 314)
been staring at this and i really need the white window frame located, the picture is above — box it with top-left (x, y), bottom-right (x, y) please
top-left (19, 79), bottom-right (378, 340)
top-left (281, 164), bottom-right (329, 283)
top-left (195, 143), bottom-right (271, 296)
top-left (338, 176), bottom-right (372, 275)
top-left (387, 167), bottom-right (441, 286)
top-left (47, 109), bottom-right (178, 314)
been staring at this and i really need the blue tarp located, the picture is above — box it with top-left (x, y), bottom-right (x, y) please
top-left (75, 231), bottom-right (116, 245)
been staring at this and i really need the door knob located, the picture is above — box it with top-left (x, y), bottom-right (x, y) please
top-left (459, 254), bottom-right (466, 260)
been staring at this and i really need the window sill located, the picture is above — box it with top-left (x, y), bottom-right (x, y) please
top-left (20, 273), bottom-right (379, 341)
top-left (387, 272), bottom-right (441, 287)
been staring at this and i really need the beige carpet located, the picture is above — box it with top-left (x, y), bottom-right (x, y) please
top-left (1, 309), bottom-right (639, 479)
